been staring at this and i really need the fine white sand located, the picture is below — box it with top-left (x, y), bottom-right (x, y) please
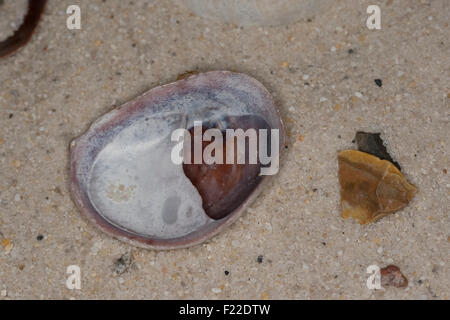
top-left (0, 0), bottom-right (448, 299)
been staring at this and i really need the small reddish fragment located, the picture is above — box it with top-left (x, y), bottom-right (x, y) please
top-left (381, 265), bottom-right (408, 288)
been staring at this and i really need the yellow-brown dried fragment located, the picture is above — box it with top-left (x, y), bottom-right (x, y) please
top-left (338, 150), bottom-right (417, 224)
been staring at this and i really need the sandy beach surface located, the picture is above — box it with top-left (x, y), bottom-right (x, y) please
top-left (0, 0), bottom-right (448, 299)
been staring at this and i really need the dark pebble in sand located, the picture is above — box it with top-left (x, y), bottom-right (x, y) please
top-left (355, 131), bottom-right (401, 170)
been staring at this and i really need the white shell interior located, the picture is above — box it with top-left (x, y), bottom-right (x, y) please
top-left (88, 113), bottom-right (213, 239)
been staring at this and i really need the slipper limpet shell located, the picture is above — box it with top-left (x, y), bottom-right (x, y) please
top-left (70, 71), bottom-right (284, 249)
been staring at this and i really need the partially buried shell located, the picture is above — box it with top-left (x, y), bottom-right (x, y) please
top-left (174, 0), bottom-right (332, 26)
top-left (70, 71), bottom-right (284, 249)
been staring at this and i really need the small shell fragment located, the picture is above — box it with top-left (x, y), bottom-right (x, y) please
top-left (0, 0), bottom-right (47, 58)
top-left (337, 150), bottom-right (416, 224)
top-left (381, 265), bottom-right (408, 288)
